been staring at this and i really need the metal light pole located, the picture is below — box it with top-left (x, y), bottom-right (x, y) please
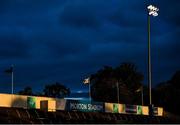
top-left (83, 77), bottom-right (91, 103)
top-left (89, 82), bottom-right (91, 103)
top-left (147, 4), bottom-right (159, 105)
top-left (147, 4), bottom-right (159, 115)
top-left (11, 65), bottom-right (14, 95)
top-left (135, 86), bottom-right (144, 105)
top-left (116, 81), bottom-right (119, 104)
top-left (141, 86), bottom-right (144, 106)
top-left (12, 68), bottom-right (14, 94)
top-left (148, 12), bottom-right (152, 105)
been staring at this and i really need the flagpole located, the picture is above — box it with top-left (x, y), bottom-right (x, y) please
top-left (89, 82), bottom-right (91, 103)
top-left (11, 65), bottom-right (14, 95)
top-left (83, 77), bottom-right (91, 103)
top-left (141, 87), bottom-right (144, 106)
top-left (12, 69), bottom-right (14, 94)
top-left (117, 81), bottom-right (119, 104)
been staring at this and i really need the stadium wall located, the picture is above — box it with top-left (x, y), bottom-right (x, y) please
top-left (0, 93), bottom-right (163, 116)
top-left (0, 93), bottom-right (58, 109)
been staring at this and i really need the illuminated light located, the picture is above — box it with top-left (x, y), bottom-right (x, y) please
top-left (147, 5), bottom-right (159, 17)
top-left (142, 106), bottom-right (149, 115)
top-left (77, 90), bottom-right (83, 93)
top-left (147, 5), bottom-right (159, 12)
top-left (149, 11), bottom-right (154, 15)
top-left (64, 97), bottom-right (84, 100)
top-left (147, 5), bottom-right (153, 10)
top-left (158, 107), bottom-right (163, 116)
top-left (153, 12), bottom-right (158, 17)
top-left (149, 11), bottom-right (158, 17)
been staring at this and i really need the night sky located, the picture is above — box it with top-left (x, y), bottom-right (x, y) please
top-left (0, 0), bottom-right (179, 94)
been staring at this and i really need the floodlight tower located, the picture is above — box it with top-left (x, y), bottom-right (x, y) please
top-left (147, 5), bottom-right (159, 109)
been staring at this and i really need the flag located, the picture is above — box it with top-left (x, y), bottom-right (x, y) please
top-left (135, 86), bottom-right (142, 92)
top-left (83, 77), bottom-right (90, 84)
top-left (4, 66), bottom-right (13, 74)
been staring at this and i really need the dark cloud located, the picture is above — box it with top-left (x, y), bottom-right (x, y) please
top-left (48, 42), bottom-right (88, 58)
top-left (42, 29), bottom-right (91, 58)
top-left (102, 27), bottom-right (146, 44)
top-left (59, 0), bottom-right (101, 28)
top-left (0, 34), bottom-right (30, 59)
top-left (156, 0), bottom-right (180, 27)
top-left (0, 0), bottom-right (66, 12)
top-left (108, 9), bottom-right (145, 29)
top-left (0, 0), bottom-right (15, 11)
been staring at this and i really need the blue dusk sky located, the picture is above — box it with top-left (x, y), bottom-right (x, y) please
top-left (0, 0), bottom-right (179, 93)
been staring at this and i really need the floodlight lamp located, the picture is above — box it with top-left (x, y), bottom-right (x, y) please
top-left (153, 12), bottom-right (158, 17)
top-left (149, 11), bottom-right (158, 17)
top-left (147, 5), bottom-right (159, 11)
top-left (147, 5), bottom-right (159, 17)
top-left (147, 5), bottom-right (153, 10)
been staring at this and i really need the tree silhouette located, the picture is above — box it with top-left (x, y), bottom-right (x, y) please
top-left (155, 70), bottom-right (180, 115)
top-left (169, 70), bottom-right (180, 88)
top-left (115, 63), bottom-right (143, 93)
top-left (43, 82), bottom-right (70, 98)
top-left (18, 86), bottom-right (33, 96)
top-left (91, 62), bottom-right (144, 104)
